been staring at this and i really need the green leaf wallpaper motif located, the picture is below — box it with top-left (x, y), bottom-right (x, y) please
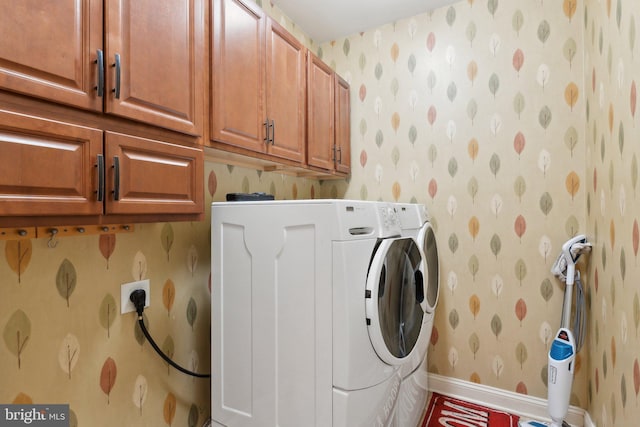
top-left (161, 336), bottom-right (175, 375)
top-left (187, 244), bottom-right (199, 277)
top-left (134, 313), bottom-right (150, 347)
top-left (99, 294), bottom-right (117, 339)
top-left (161, 223), bottom-right (174, 262)
top-left (56, 259), bottom-right (77, 308)
top-left (3, 309), bottom-right (30, 369)
top-left (186, 298), bottom-right (197, 331)
top-left (188, 403), bottom-right (199, 427)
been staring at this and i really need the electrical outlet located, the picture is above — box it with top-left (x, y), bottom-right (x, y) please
top-left (121, 279), bottom-right (150, 314)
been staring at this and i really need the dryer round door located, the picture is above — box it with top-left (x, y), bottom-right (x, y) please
top-left (418, 221), bottom-right (439, 314)
top-left (365, 237), bottom-right (427, 365)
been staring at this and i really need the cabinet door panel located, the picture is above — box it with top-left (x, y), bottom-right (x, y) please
top-left (335, 75), bottom-right (351, 175)
top-left (306, 53), bottom-right (334, 170)
top-left (0, 110), bottom-right (103, 216)
top-left (105, 0), bottom-right (204, 135)
top-left (105, 132), bottom-right (203, 215)
top-left (0, 0), bottom-right (103, 110)
top-left (211, 0), bottom-right (266, 152)
top-left (266, 19), bottom-right (305, 163)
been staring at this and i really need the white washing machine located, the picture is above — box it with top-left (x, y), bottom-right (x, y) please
top-left (394, 203), bottom-right (440, 427)
top-left (211, 199), bottom-right (433, 427)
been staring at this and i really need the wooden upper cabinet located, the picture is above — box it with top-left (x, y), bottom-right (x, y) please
top-left (105, 0), bottom-right (204, 136)
top-left (306, 51), bottom-right (334, 171)
top-left (211, 0), bottom-right (306, 162)
top-left (334, 75), bottom-right (351, 175)
top-left (211, 0), bottom-right (266, 152)
top-left (0, 0), bottom-right (103, 111)
top-left (105, 132), bottom-right (203, 215)
top-left (0, 110), bottom-right (203, 220)
top-left (0, 110), bottom-right (103, 217)
top-left (0, 0), bottom-right (204, 136)
top-left (0, 2), bottom-right (205, 224)
top-left (265, 19), bottom-right (306, 163)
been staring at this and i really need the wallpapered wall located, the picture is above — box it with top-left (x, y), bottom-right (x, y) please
top-left (585, 0), bottom-right (640, 426)
top-left (0, 161), bottom-right (322, 427)
top-left (319, 0), bottom-right (589, 407)
top-left (5, 0), bottom-right (638, 425)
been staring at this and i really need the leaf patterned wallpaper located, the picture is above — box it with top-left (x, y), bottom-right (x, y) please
top-left (585, 0), bottom-right (640, 425)
top-left (316, 0), bottom-right (640, 424)
top-left (318, 0), bottom-right (591, 409)
top-left (3, 0), bottom-right (639, 425)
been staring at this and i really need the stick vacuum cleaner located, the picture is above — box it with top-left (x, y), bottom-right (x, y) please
top-left (519, 235), bottom-right (591, 427)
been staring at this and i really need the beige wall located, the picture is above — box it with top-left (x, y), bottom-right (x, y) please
top-left (585, 0), bottom-right (640, 425)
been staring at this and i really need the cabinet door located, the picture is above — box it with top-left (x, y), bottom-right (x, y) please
top-left (0, 0), bottom-right (103, 111)
top-left (265, 18), bottom-right (306, 163)
top-left (104, 132), bottom-right (203, 215)
top-left (306, 52), bottom-right (334, 170)
top-left (105, 0), bottom-right (204, 135)
top-left (0, 110), bottom-right (103, 216)
top-left (334, 75), bottom-right (351, 175)
top-left (211, 0), bottom-right (266, 152)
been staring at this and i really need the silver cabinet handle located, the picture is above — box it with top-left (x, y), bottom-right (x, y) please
top-left (264, 119), bottom-right (270, 145)
top-left (113, 53), bottom-right (121, 99)
top-left (96, 154), bottom-right (105, 201)
top-left (95, 49), bottom-right (104, 97)
top-left (269, 120), bottom-right (275, 144)
top-left (112, 156), bottom-right (120, 200)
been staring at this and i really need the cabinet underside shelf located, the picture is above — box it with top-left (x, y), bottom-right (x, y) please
top-left (0, 224), bottom-right (135, 241)
top-left (204, 146), bottom-right (348, 180)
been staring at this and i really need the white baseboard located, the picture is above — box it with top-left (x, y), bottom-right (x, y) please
top-left (583, 411), bottom-right (596, 427)
top-left (427, 373), bottom-right (588, 427)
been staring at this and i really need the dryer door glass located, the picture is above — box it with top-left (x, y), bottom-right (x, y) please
top-left (422, 223), bottom-right (439, 310)
top-left (377, 238), bottom-right (424, 359)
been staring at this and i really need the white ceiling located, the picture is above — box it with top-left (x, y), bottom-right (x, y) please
top-left (272, 0), bottom-right (461, 43)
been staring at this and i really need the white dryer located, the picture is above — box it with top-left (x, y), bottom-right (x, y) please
top-left (394, 203), bottom-right (440, 427)
top-left (211, 200), bottom-right (432, 427)
top-left (333, 203), bottom-right (432, 427)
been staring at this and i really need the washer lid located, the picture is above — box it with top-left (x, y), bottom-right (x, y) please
top-left (365, 237), bottom-right (427, 365)
top-left (417, 222), bottom-right (439, 313)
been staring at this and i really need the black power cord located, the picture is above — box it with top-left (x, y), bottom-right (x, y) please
top-left (130, 289), bottom-right (211, 378)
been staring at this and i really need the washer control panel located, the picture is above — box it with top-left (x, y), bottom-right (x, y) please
top-left (379, 204), bottom-right (400, 230)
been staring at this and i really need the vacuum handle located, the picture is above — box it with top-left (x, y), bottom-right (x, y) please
top-left (565, 263), bottom-right (575, 285)
top-left (561, 263), bottom-right (575, 329)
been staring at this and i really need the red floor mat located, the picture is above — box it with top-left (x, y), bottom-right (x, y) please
top-left (422, 392), bottom-right (520, 427)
